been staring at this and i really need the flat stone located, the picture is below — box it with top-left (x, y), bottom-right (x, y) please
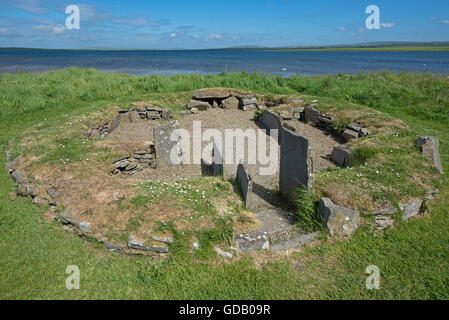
top-left (17, 183), bottom-right (37, 198)
top-left (109, 117), bottom-right (121, 133)
top-left (146, 106), bottom-right (163, 112)
top-left (359, 128), bottom-right (371, 137)
top-left (146, 111), bottom-right (161, 120)
top-left (128, 110), bottom-right (140, 122)
top-left (32, 196), bottom-right (47, 207)
top-left (369, 203), bottom-right (398, 216)
top-left (279, 110), bottom-right (293, 120)
top-left (104, 242), bottom-right (123, 252)
top-left (215, 247), bottom-right (233, 259)
top-left (78, 221), bottom-right (91, 233)
top-left (45, 185), bottom-right (59, 199)
top-left (241, 97), bottom-right (258, 106)
top-left (319, 198), bottom-right (360, 237)
top-left (401, 199), bottom-right (423, 221)
top-left (151, 235), bottom-right (174, 244)
top-left (235, 236), bottom-right (268, 252)
top-left (293, 112), bottom-right (302, 120)
top-left (58, 210), bottom-right (79, 226)
top-left (342, 129), bottom-right (359, 141)
top-left (416, 136), bottom-right (443, 174)
top-left (304, 106), bottom-right (320, 124)
top-left (115, 160), bottom-right (129, 169)
top-left (221, 96), bottom-right (240, 109)
top-left (330, 146), bottom-right (354, 167)
top-left (180, 110), bottom-right (191, 115)
top-left (240, 103), bottom-right (256, 111)
top-left (128, 238), bottom-right (169, 253)
top-left (348, 124), bottom-right (362, 132)
top-left (291, 107), bottom-right (305, 113)
top-left (190, 108), bottom-right (199, 114)
top-left (270, 231), bottom-right (320, 251)
top-left (11, 170), bottom-right (28, 184)
top-left (161, 108), bottom-right (172, 119)
top-left (124, 162), bottom-right (138, 171)
top-left (193, 88), bottom-right (233, 99)
top-left (6, 158), bottom-right (18, 173)
top-left (375, 215), bottom-right (395, 231)
top-left (188, 99), bottom-right (210, 111)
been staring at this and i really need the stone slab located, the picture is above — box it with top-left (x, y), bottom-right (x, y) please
top-left (279, 127), bottom-right (313, 201)
top-left (153, 121), bottom-right (181, 168)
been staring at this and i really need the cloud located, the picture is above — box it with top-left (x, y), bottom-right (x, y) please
top-left (442, 20), bottom-right (449, 24)
top-left (207, 34), bottom-right (223, 40)
top-left (34, 24), bottom-right (66, 34)
top-left (12, 0), bottom-right (47, 15)
top-left (339, 27), bottom-right (345, 31)
top-left (380, 22), bottom-right (395, 28)
top-left (170, 33), bottom-right (177, 37)
top-left (0, 26), bottom-right (20, 37)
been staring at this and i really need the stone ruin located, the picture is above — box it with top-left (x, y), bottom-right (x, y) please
top-left (185, 89), bottom-right (263, 113)
top-left (88, 105), bottom-right (173, 138)
top-left (111, 142), bottom-right (156, 175)
top-left (5, 88), bottom-right (445, 256)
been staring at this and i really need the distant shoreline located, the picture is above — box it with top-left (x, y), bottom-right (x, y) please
top-left (1, 43), bottom-right (449, 52)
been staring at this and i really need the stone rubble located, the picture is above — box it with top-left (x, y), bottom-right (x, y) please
top-left (88, 105), bottom-right (173, 138)
top-left (111, 142), bottom-right (156, 175)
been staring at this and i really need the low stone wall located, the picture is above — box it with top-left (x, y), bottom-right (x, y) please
top-left (88, 106), bottom-right (172, 138)
top-left (111, 143), bottom-right (156, 175)
top-left (279, 127), bottom-right (313, 201)
top-left (186, 89), bottom-right (262, 113)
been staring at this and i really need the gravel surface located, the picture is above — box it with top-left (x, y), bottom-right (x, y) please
top-left (107, 108), bottom-right (340, 209)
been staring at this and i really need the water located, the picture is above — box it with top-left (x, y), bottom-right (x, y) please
top-left (1, 48), bottom-right (448, 76)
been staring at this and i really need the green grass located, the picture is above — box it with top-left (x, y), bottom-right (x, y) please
top-left (0, 68), bottom-right (448, 299)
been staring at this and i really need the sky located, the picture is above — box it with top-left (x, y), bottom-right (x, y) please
top-left (0, 0), bottom-right (448, 49)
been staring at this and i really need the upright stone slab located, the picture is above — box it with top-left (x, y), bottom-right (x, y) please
top-left (279, 127), bottom-right (313, 201)
top-left (212, 140), bottom-right (223, 176)
top-left (153, 121), bottom-right (181, 168)
top-left (259, 110), bottom-right (283, 134)
top-left (236, 163), bottom-right (256, 210)
top-left (416, 136), bottom-right (443, 174)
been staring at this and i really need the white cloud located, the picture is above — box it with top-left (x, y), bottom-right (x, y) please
top-left (380, 22), bottom-right (395, 28)
top-left (52, 24), bottom-right (66, 34)
top-left (170, 33), bottom-right (177, 37)
top-left (442, 20), bottom-right (449, 24)
top-left (34, 24), bottom-right (67, 34)
top-left (339, 27), bottom-right (345, 31)
top-left (0, 27), bottom-right (7, 33)
top-left (207, 34), bottom-right (223, 40)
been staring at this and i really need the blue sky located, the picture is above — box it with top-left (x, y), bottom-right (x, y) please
top-left (0, 0), bottom-right (448, 49)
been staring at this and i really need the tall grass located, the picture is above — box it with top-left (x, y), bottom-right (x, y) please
top-left (294, 188), bottom-right (323, 232)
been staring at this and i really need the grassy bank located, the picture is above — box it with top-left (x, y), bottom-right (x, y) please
top-left (0, 68), bottom-right (448, 299)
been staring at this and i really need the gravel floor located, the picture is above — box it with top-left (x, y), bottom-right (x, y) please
top-left (107, 108), bottom-right (340, 209)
